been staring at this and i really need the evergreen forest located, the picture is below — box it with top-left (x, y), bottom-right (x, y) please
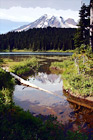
top-left (0, 28), bottom-right (76, 51)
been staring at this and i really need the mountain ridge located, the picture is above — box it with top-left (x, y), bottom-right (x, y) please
top-left (14, 14), bottom-right (77, 32)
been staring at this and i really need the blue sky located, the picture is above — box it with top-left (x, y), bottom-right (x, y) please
top-left (0, 0), bottom-right (90, 22)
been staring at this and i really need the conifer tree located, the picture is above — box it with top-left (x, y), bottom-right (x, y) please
top-left (74, 3), bottom-right (90, 48)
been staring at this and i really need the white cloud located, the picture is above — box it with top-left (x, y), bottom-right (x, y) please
top-left (0, 6), bottom-right (79, 22)
top-left (0, 0), bottom-right (82, 11)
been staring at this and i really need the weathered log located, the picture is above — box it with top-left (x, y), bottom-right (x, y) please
top-left (10, 72), bottom-right (57, 95)
top-left (2, 67), bottom-right (64, 97)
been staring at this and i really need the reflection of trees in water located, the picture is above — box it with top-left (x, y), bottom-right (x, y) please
top-left (39, 63), bottom-right (51, 74)
top-left (68, 103), bottom-right (93, 131)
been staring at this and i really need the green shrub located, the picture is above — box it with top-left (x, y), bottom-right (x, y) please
top-left (0, 68), bottom-right (15, 104)
top-left (50, 51), bottom-right (93, 97)
top-left (10, 57), bottom-right (38, 75)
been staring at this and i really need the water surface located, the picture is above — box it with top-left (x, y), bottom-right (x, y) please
top-left (0, 52), bottom-right (73, 56)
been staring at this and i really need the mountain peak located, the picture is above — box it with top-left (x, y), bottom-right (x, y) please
top-left (65, 18), bottom-right (77, 26)
top-left (14, 14), bottom-right (77, 32)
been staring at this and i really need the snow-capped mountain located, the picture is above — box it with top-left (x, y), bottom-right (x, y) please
top-left (14, 14), bottom-right (77, 32)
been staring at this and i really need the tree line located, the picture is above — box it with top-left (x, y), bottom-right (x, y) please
top-left (0, 27), bottom-right (76, 51)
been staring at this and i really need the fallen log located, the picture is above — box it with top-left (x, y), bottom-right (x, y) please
top-left (2, 67), bottom-right (63, 97)
top-left (10, 72), bottom-right (56, 95)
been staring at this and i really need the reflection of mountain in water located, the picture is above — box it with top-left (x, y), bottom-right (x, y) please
top-left (28, 72), bottom-right (62, 84)
top-left (28, 72), bottom-right (63, 92)
top-left (35, 73), bottom-right (62, 84)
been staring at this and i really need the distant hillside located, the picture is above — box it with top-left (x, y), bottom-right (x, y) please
top-left (0, 27), bottom-right (76, 51)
